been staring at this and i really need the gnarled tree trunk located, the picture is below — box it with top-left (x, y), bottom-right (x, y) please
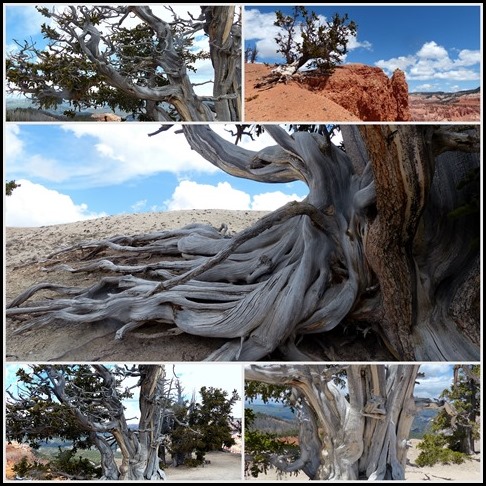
top-left (246, 364), bottom-right (424, 480)
top-left (46, 365), bottom-right (168, 480)
top-left (6, 125), bottom-right (480, 361)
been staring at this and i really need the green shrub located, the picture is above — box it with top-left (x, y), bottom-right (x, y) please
top-left (416, 434), bottom-right (467, 467)
top-left (12, 455), bottom-right (50, 478)
top-left (51, 447), bottom-right (98, 476)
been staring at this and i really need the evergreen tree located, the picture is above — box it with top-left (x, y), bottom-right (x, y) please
top-left (274, 7), bottom-right (357, 74)
top-left (417, 364), bottom-right (480, 466)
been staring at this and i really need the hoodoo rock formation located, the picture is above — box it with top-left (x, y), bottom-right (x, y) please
top-left (90, 112), bottom-right (122, 122)
top-left (409, 88), bottom-right (480, 122)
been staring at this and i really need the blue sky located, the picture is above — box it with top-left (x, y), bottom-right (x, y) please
top-left (5, 363), bottom-right (244, 422)
top-left (5, 123), bottom-right (309, 227)
top-left (244, 4), bottom-right (481, 92)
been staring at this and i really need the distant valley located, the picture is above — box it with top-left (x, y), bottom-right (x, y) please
top-left (246, 402), bottom-right (438, 439)
top-left (409, 87), bottom-right (480, 122)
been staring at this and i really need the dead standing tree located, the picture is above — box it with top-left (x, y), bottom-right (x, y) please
top-left (245, 364), bottom-right (444, 480)
top-left (6, 6), bottom-right (241, 121)
top-left (6, 125), bottom-right (480, 361)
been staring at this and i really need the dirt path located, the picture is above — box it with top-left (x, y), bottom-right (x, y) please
top-left (164, 451), bottom-right (242, 481)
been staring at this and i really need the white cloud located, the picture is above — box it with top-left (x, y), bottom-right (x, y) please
top-left (164, 180), bottom-right (306, 211)
top-left (60, 124), bottom-right (220, 184)
top-left (347, 37), bottom-right (372, 51)
top-left (164, 180), bottom-right (251, 210)
top-left (456, 49), bottom-right (481, 66)
top-left (131, 199), bottom-right (148, 212)
top-left (5, 124), bottom-right (23, 159)
top-left (413, 83), bottom-right (439, 92)
top-left (244, 8), bottom-right (279, 40)
top-left (414, 364), bottom-right (453, 399)
top-left (431, 69), bottom-right (480, 81)
top-left (6, 123), bottom-right (282, 196)
top-left (243, 7), bottom-right (285, 61)
top-left (375, 55), bottom-right (417, 72)
top-left (376, 41), bottom-right (480, 83)
top-left (5, 179), bottom-right (106, 227)
top-left (95, 143), bottom-right (125, 161)
top-left (416, 41), bottom-right (449, 60)
top-left (251, 191), bottom-right (305, 210)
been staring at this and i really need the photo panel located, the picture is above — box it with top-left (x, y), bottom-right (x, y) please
top-left (243, 4), bottom-right (481, 123)
top-left (5, 124), bottom-right (480, 363)
top-left (243, 363), bottom-right (481, 481)
top-left (5, 4), bottom-right (243, 122)
top-left (5, 362), bottom-right (244, 480)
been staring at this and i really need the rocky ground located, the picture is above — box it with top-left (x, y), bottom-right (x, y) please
top-left (5, 442), bottom-right (242, 481)
top-left (244, 63), bottom-right (409, 122)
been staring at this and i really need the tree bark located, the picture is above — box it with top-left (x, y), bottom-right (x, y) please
top-left (246, 364), bottom-right (421, 480)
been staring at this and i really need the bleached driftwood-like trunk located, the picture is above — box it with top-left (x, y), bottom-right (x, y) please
top-left (246, 364), bottom-right (424, 480)
top-left (6, 125), bottom-right (480, 361)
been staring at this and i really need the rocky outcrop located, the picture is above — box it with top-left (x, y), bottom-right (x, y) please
top-left (409, 88), bottom-right (480, 122)
top-left (91, 112), bottom-right (121, 121)
top-left (391, 69), bottom-right (410, 121)
top-left (298, 63), bottom-right (411, 121)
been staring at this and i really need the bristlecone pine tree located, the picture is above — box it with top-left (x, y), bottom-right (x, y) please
top-left (6, 6), bottom-right (241, 121)
top-left (6, 365), bottom-right (172, 480)
top-left (245, 364), bottom-right (452, 480)
top-left (6, 125), bottom-right (480, 361)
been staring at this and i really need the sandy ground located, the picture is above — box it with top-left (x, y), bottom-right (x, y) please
top-left (164, 451), bottom-right (242, 481)
top-left (244, 63), bottom-right (360, 122)
top-left (404, 439), bottom-right (482, 482)
top-left (5, 210), bottom-right (267, 362)
top-left (245, 439), bottom-right (482, 482)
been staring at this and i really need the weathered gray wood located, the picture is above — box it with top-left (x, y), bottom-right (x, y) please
top-left (6, 126), bottom-right (480, 361)
top-left (246, 364), bottom-right (421, 480)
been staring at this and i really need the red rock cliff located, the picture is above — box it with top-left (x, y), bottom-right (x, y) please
top-left (300, 63), bottom-right (411, 121)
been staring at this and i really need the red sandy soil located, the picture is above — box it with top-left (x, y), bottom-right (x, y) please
top-left (244, 63), bottom-right (360, 122)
